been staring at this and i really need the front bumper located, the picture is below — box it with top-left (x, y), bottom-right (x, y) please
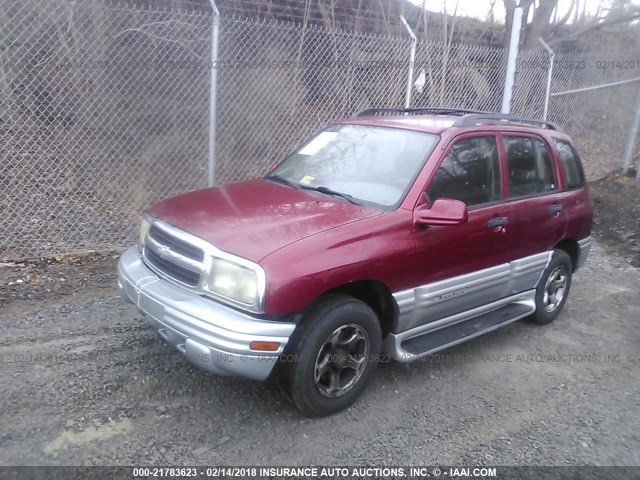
top-left (117, 247), bottom-right (295, 381)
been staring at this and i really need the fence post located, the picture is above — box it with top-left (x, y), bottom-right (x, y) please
top-left (208, 0), bottom-right (220, 187)
top-left (539, 37), bottom-right (554, 121)
top-left (501, 7), bottom-right (523, 114)
top-left (622, 87), bottom-right (640, 177)
top-left (400, 16), bottom-right (417, 109)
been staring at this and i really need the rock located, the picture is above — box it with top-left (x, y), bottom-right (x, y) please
top-left (193, 446), bottom-right (210, 456)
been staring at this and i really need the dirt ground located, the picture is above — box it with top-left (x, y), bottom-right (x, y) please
top-left (0, 175), bottom-right (639, 466)
top-left (589, 173), bottom-right (640, 267)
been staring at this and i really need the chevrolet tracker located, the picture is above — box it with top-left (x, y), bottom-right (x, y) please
top-left (118, 108), bottom-right (593, 416)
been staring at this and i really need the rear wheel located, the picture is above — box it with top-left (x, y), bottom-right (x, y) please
top-left (531, 249), bottom-right (572, 325)
top-left (277, 294), bottom-right (382, 416)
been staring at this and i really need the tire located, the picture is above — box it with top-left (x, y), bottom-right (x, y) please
top-left (531, 249), bottom-right (573, 325)
top-left (277, 294), bottom-right (382, 417)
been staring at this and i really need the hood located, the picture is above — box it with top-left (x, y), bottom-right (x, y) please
top-left (147, 179), bottom-right (382, 263)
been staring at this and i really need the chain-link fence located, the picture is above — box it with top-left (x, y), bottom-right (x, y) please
top-left (512, 48), bottom-right (640, 180)
top-left (1, 0), bottom-right (637, 259)
top-left (1, 0), bottom-right (212, 259)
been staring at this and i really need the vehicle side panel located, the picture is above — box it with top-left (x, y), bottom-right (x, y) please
top-left (260, 211), bottom-right (419, 315)
top-left (547, 134), bottom-right (593, 242)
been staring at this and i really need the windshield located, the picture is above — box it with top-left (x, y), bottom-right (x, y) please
top-left (269, 124), bottom-right (439, 208)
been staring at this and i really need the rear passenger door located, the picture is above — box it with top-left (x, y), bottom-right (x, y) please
top-left (501, 134), bottom-right (569, 291)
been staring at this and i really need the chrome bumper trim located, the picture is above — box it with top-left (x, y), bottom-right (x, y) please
top-left (117, 247), bottom-right (294, 381)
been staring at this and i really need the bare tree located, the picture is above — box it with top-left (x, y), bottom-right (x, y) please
top-left (503, 0), bottom-right (640, 50)
top-left (549, 9), bottom-right (640, 45)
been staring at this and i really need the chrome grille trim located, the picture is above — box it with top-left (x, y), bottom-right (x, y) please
top-left (143, 220), bottom-right (208, 289)
top-left (146, 234), bottom-right (206, 274)
top-left (144, 246), bottom-right (201, 287)
top-left (148, 224), bottom-right (205, 262)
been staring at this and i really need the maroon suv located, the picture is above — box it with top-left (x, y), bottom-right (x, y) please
top-left (118, 108), bottom-right (593, 416)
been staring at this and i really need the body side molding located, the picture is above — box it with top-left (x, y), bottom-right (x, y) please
top-left (391, 251), bottom-right (551, 334)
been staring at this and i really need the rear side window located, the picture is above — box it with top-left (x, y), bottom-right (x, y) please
top-left (427, 136), bottom-right (501, 207)
top-left (504, 136), bottom-right (557, 197)
top-left (555, 140), bottom-right (585, 189)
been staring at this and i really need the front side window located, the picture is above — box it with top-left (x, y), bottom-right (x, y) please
top-left (555, 140), bottom-right (585, 189)
top-left (269, 125), bottom-right (439, 208)
top-left (504, 136), bottom-right (557, 197)
top-left (427, 136), bottom-right (501, 207)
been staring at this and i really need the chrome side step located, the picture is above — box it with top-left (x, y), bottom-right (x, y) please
top-left (383, 290), bottom-right (536, 362)
top-left (403, 303), bottom-right (532, 354)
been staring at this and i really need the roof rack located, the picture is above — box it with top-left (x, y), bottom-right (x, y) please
top-left (352, 107), bottom-right (484, 117)
top-left (352, 108), bottom-right (562, 132)
top-left (452, 112), bottom-right (562, 131)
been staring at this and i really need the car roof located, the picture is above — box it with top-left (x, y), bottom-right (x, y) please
top-left (335, 108), bottom-right (562, 136)
top-left (338, 114), bottom-right (459, 134)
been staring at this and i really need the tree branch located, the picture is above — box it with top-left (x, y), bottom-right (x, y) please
top-left (548, 10), bottom-right (640, 44)
top-left (555, 0), bottom-right (575, 26)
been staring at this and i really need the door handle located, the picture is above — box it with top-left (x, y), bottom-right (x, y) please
top-left (487, 216), bottom-right (508, 229)
top-left (549, 203), bottom-right (564, 215)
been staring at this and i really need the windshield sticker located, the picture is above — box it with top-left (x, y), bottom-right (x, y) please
top-left (299, 132), bottom-right (337, 155)
top-left (299, 175), bottom-right (315, 185)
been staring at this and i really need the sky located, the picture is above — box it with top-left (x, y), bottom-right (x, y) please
top-left (406, 0), bottom-right (613, 23)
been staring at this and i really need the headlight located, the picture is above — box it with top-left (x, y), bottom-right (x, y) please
top-left (138, 216), bottom-right (151, 247)
top-left (207, 258), bottom-right (261, 306)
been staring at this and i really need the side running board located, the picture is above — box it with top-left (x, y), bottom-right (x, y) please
top-left (402, 303), bottom-right (533, 355)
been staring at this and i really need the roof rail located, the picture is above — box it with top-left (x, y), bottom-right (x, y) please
top-left (453, 112), bottom-right (562, 131)
top-left (351, 108), bottom-right (562, 132)
top-left (352, 107), bottom-right (484, 117)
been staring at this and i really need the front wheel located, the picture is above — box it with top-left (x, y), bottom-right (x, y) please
top-left (277, 294), bottom-right (382, 416)
top-left (531, 249), bottom-right (573, 325)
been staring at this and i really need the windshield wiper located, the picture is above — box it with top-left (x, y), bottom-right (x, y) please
top-left (300, 185), bottom-right (362, 206)
top-left (264, 174), bottom-right (300, 189)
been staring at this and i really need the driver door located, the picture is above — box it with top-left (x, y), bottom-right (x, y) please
top-left (404, 134), bottom-right (512, 331)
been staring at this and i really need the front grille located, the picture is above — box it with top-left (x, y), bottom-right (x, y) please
top-left (148, 225), bottom-right (204, 261)
top-left (144, 247), bottom-right (201, 286)
top-left (142, 221), bottom-right (206, 288)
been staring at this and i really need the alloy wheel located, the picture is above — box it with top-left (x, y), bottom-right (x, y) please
top-left (314, 324), bottom-right (370, 398)
top-left (543, 265), bottom-right (568, 312)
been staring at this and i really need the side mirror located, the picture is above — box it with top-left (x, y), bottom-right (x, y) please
top-left (415, 198), bottom-right (468, 226)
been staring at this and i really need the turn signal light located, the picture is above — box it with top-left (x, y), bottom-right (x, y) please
top-left (249, 341), bottom-right (280, 352)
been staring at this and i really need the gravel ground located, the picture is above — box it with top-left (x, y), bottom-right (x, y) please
top-left (0, 241), bottom-right (639, 466)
